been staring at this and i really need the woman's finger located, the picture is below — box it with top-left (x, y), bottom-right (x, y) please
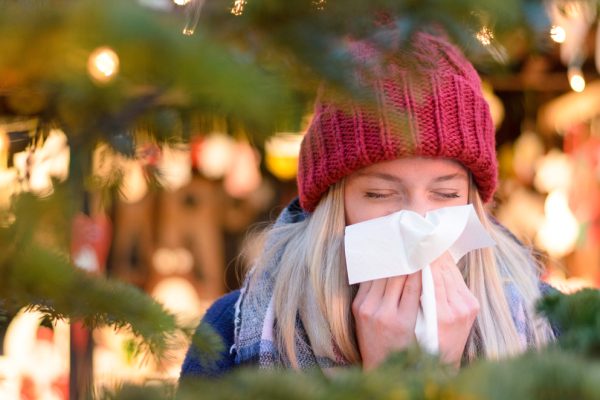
top-left (382, 275), bottom-right (407, 310)
top-left (431, 260), bottom-right (450, 315)
top-left (359, 278), bottom-right (387, 310)
top-left (446, 262), bottom-right (480, 317)
top-left (440, 263), bottom-right (469, 314)
top-left (353, 280), bottom-right (372, 308)
top-left (396, 271), bottom-right (422, 325)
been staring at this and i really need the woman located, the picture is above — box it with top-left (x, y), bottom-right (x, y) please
top-left (180, 29), bottom-right (555, 377)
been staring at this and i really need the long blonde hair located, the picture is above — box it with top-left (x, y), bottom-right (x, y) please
top-left (251, 180), bottom-right (554, 368)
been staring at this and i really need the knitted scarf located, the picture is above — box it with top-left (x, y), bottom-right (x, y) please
top-left (233, 198), bottom-right (532, 369)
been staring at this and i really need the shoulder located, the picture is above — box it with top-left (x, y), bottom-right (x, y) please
top-left (203, 290), bottom-right (240, 327)
top-left (179, 290), bottom-right (240, 378)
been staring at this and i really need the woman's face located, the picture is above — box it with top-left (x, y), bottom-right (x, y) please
top-left (344, 157), bottom-right (470, 225)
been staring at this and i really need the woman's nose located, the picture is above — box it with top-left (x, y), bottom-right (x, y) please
top-left (403, 196), bottom-right (435, 216)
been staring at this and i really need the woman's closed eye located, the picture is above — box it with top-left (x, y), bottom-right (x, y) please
top-left (364, 191), bottom-right (397, 199)
top-left (431, 191), bottom-right (461, 200)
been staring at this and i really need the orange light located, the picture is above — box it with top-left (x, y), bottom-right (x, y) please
top-left (87, 47), bottom-right (120, 84)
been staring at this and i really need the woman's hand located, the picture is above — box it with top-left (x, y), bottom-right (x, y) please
top-left (430, 252), bottom-right (480, 369)
top-left (351, 273), bottom-right (422, 370)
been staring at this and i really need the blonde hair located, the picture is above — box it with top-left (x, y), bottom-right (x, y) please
top-left (251, 180), bottom-right (554, 368)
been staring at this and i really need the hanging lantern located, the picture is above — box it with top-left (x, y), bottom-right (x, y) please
top-left (28, 161), bottom-right (53, 197)
top-left (536, 190), bottom-right (579, 257)
top-left (2, 309), bottom-right (69, 399)
top-left (157, 144), bottom-right (191, 191)
top-left (265, 133), bottom-right (304, 181)
top-left (152, 247), bottom-right (194, 275)
top-left (119, 159), bottom-right (148, 203)
top-left (196, 133), bottom-right (235, 180)
top-left (534, 149), bottom-right (574, 193)
top-left (223, 141), bottom-right (262, 198)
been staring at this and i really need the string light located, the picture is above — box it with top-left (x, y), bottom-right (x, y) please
top-left (182, 0), bottom-right (205, 35)
top-left (312, 0), bottom-right (326, 10)
top-left (568, 66), bottom-right (586, 92)
top-left (550, 25), bottom-right (566, 43)
top-left (475, 26), bottom-right (494, 46)
top-left (231, 0), bottom-right (247, 16)
top-left (87, 47), bottom-right (120, 84)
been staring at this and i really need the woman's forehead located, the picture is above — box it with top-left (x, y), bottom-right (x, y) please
top-left (353, 157), bottom-right (468, 178)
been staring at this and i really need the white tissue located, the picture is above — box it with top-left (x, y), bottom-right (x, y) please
top-left (344, 204), bottom-right (495, 353)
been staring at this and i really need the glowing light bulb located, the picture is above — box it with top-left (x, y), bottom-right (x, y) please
top-left (475, 26), bottom-right (494, 46)
top-left (87, 47), bottom-right (120, 84)
top-left (231, 0), bottom-right (247, 16)
top-left (568, 67), bottom-right (586, 92)
top-left (173, 0), bottom-right (190, 4)
top-left (550, 25), bottom-right (566, 43)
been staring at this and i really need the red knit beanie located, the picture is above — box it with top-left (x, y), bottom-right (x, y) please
top-left (297, 30), bottom-right (497, 212)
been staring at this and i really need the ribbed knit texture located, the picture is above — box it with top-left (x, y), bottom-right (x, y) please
top-left (298, 31), bottom-right (497, 212)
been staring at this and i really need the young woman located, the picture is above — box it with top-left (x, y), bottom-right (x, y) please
top-left (180, 29), bottom-right (555, 377)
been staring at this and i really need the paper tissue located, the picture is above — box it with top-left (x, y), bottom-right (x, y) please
top-left (344, 204), bottom-right (495, 353)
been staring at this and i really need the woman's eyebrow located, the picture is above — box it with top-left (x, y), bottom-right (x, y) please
top-left (432, 173), bottom-right (469, 183)
top-left (354, 171), bottom-right (404, 183)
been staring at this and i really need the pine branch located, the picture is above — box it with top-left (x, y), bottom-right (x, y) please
top-left (0, 188), bottom-right (222, 362)
top-left (538, 288), bottom-right (600, 357)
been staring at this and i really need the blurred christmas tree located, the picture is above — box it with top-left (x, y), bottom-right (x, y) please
top-left (1, 0), bottom-right (600, 399)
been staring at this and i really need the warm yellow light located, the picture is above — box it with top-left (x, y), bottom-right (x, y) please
top-left (119, 160), bottom-right (148, 204)
top-left (265, 134), bottom-right (303, 181)
top-left (152, 247), bottom-right (194, 275)
top-left (475, 26), bottom-right (494, 46)
top-left (0, 168), bottom-right (17, 210)
top-left (173, 0), bottom-right (190, 5)
top-left (182, 27), bottom-right (195, 36)
top-left (568, 69), bottom-right (586, 92)
top-left (231, 0), bottom-right (247, 16)
top-left (0, 129), bottom-right (7, 169)
top-left (223, 141), bottom-right (262, 198)
top-left (157, 145), bottom-right (192, 191)
top-left (550, 25), bottom-right (566, 43)
top-left (536, 190), bottom-right (579, 258)
top-left (88, 47), bottom-right (120, 84)
top-left (197, 133), bottom-right (235, 179)
top-left (313, 0), bottom-right (326, 10)
top-left (534, 150), bottom-right (573, 193)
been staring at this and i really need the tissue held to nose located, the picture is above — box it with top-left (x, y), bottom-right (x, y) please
top-left (346, 204), bottom-right (494, 370)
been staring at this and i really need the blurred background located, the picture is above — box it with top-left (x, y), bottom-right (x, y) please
top-left (1, 0), bottom-right (600, 399)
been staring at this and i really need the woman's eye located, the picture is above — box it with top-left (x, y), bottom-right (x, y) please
top-left (434, 192), bottom-right (460, 199)
top-left (364, 192), bottom-right (391, 199)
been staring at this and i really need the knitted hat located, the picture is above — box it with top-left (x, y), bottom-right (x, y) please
top-left (297, 31), bottom-right (497, 212)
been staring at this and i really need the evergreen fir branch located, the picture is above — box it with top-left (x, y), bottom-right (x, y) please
top-left (0, 190), bottom-right (222, 363)
top-left (538, 288), bottom-right (600, 357)
top-left (0, 0), bottom-right (562, 146)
